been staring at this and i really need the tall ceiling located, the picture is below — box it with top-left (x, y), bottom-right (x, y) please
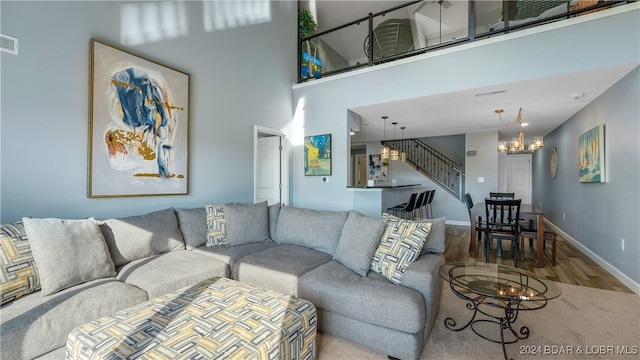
top-left (303, 1), bottom-right (638, 143)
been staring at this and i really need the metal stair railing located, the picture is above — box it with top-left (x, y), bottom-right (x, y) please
top-left (384, 138), bottom-right (465, 201)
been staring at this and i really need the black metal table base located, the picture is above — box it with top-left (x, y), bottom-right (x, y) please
top-left (445, 286), bottom-right (541, 360)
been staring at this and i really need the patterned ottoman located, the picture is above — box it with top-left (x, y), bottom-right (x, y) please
top-left (66, 277), bottom-right (316, 360)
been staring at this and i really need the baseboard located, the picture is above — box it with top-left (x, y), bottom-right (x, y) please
top-left (545, 220), bottom-right (640, 295)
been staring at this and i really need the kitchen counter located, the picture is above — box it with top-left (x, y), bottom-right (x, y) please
top-left (347, 184), bottom-right (424, 217)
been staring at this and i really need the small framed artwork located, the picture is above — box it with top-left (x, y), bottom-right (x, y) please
top-left (304, 134), bottom-right (331, 176)
top-left (578, 124), bottom-right (605, 183)
top-left (88, 39), bottom-right (190, 197)
top-left (368, 154), bottom-right (388, 182)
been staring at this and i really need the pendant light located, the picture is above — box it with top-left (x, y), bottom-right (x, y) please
top-left (381, 116), bottom-right (390, 159)
top-left (400, 126), bottom-right (407, 161)
top-left (390, 122), bottom-right (400, 160)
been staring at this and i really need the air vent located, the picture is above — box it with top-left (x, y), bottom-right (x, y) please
top-left (474, 90), bottom-right (506, 97)
top-left (0, 34), bottom-right (19, 55)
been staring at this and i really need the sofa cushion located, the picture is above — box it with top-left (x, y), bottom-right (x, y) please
top-left (420, 216), bottom-right (446, 255)
top-left (174, 207), bottom-right (207, 250)
top-left (274, 206), bottom-right (349, 255)
top-left (333, 211), bottom-right (385, 277)
top-left (116, 250), bottom-right (229, 299)
top-left (235, 244), bottom-right (332, 296)
top-left (268, 203), bottom-right (282, 240)
top-left (299, 260), bottom-right (425, 333)
top-left (370, 216), bottom-right (431, 285)
top-left (1, 221), bottom-right (41, 305)
top-left (0, 278), bottom-right (147, 360)
top-left (205, 204), bottom-right (226, 246)
top-left (100, 208), bottom-right (185, 267)
top-left (224, 201), bottom-right (270, 245)
top-left (191, 242), bottom-right (277, 274)
top-left (22, 217), bottom-right (116, 296)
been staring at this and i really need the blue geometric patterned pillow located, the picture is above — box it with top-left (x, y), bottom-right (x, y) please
top-left (370, 215), bottom-right (432, 285)
top-left (205, 204), bottom-right (226, 246)
top-left (1, 221), bottom-right (41, 304)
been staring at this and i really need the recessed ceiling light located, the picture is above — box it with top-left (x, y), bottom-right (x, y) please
top-left (364, 123), bottom-right (374, 127)
top-left (570, 92), bottom-right (585, 100)
top-left (521, 123), bottom-right (529, 127)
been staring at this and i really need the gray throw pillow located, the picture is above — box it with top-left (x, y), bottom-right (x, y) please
top-left (174, 207), bottom-right (207, 250)
top-left (418, 216), bottom-right (446, 254)
top-left (333, 211), bottom-right (386, 276)
top-left (275, 206), bottom-right (349, 255)
top-left (22, 217), bottom-right (116, 296)
top-left (100, 208), bottom-right (185, 267)
top-left (268, 203), bottom-right (281, 241)
top-left (224, 201), bottom-right (270, 246)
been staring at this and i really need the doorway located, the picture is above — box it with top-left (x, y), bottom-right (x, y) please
top-left (254, 126), bottom-right (289, 205)
top-left (350, 144), bottom-right (367, 187)
top-left (501, 154), bottom-right (531, 204)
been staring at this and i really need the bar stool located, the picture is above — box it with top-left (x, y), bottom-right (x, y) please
top-left (425, 189), bottom-right (435, 218)
top-left (387, 192), bottom-right (419, 219)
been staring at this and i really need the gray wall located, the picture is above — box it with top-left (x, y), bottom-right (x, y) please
top-left (532, 69), bottom-right (640, 284)
top-left (292, 5), bottom-right (639, 215)
top-left (1, 1), bottom-right (297, 222)
top-left (465, 131), bottom-right (500, 207)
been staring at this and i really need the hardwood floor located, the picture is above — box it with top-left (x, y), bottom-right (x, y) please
top-left (444, 225), bottom-right (634, 294)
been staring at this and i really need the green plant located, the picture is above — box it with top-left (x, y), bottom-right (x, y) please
top-left (298, 7), bottom-right (316, 39)
top-left (299, 7), bottom-right (319, 78)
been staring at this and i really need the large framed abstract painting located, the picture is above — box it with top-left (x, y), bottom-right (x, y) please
top-left (89, 39), bottom-right (189, 197)
top-left (578, 124), bottom-right (605, 183)
top-left (304, 134), bottom-right (331, 176)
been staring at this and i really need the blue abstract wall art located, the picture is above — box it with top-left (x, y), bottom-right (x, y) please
top-left (89, 39), bottom-right (189, 197)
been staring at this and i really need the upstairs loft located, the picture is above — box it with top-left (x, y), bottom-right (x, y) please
top-left (298, 0), bottom-right (636, 82)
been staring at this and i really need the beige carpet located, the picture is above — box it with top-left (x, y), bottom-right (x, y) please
top-left (316, 282), bottom-right (640, 359)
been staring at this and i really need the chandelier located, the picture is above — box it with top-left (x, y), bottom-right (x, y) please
top-left (496, 108), bottom-right (544, 153)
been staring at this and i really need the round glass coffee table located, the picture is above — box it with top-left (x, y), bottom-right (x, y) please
top-left (439, 262), bottom-right (562, 360)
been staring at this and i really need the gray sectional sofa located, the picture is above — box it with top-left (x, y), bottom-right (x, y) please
top-left (0, 203), bottom-right (445, 360)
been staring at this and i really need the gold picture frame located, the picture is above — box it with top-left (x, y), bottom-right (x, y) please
top-left (88, 39), bottom-right (190, 197)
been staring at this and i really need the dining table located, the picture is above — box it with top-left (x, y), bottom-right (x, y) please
top-left (469, 202), bottom-right (546, 267)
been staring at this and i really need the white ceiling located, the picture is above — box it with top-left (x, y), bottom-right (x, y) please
top-left (304, 1), bottom-right (638, 143)
top-left (349, 63), bottom-right (638, 143)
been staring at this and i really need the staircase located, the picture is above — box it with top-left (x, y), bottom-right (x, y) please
top-left (383, 138), bottom-right (465, 201)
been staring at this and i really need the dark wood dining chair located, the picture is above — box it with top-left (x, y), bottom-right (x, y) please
top-left (489, 192), bottom-right (515, 199)
top-left (484, 198), bottom-right (522, 267)
top-left (464, 193), bottom-right (486, 255)
top-left (520, 219), bottom-right (557, 266)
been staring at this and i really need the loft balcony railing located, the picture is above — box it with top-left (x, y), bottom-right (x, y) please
top-left (298, 0), bottom-right (634, 82)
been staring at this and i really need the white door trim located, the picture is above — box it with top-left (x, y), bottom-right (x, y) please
top-left (254, 125), bottom-right (289, 206)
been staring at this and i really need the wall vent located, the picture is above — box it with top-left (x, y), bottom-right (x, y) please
top-left (0, 34), bottom-right (19, 55)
